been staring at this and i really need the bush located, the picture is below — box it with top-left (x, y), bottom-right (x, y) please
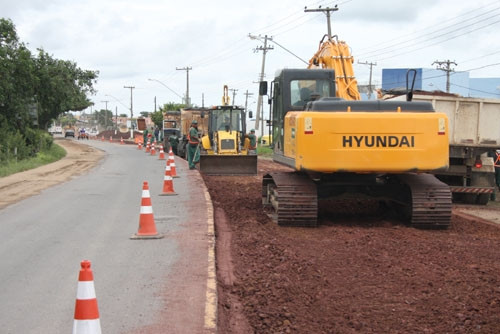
top-left (0, 127), bottom-right (53, 163)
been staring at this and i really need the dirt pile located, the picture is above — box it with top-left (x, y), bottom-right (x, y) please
top-left (203, 159), bottom-right (500, 333)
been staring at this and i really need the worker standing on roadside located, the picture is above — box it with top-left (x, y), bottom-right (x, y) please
top-left (247, 129), bottom-right (257, 155)
top-left (143, 127), bottom-right (149, 146)
top-left (187, 120), bottom-right (200, 170)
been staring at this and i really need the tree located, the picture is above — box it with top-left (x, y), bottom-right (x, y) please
top-left (139, 111), bottom-right (150, 118)
top-left (159, 102), bottom-right (185, 112)
top-left (0, 18), bottom-right (99, 162)
top-left (34, 49), bottom-right (98, 129)
top-left (0, 18), bottom-right (36, 132)
top-left (94, 109), bottom-right (113, 128)
top-left (150, 111), bottom-right (164, 128)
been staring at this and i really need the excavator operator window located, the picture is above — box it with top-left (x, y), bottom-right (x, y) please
top-left (290, 79), bottom-right (330, 107)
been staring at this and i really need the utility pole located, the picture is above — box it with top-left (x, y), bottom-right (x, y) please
top-left (248, 34), bottom-right (273, 132)
top-left (123, 85), bottom-right (135, 119)
top-left (432, 60), bottom-right (457, 93)
top-left (101, 100), bottom-right (109, 128)
top-left (115, 106), bottom-right (118, 130)
top-left (154, 96), bottom-right (157, 112)
top-left (244, 90), bottom-right (253, 112)
top-left (244, 90), bottom-right (254, 135)
top-left (304, 5), bottom-right (338, 40)
top-left (176, 66), bottom-right (192, 107)
top-left (358, 60), bottom-right (377, 99)
top-left (229, 88), bottom-right (238, 105)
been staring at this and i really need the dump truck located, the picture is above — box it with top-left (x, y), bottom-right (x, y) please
top-left (384, 91), bottom-right (500, 204)
top-left (176, 108), bottom-right (210, 159)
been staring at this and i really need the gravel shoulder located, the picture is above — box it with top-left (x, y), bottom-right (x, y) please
top-left (203, 160), bottom-right (500, 333)
top-left (0, 138), bottom-right (104, 210)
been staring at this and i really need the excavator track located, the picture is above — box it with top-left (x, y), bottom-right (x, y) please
top-left (262, 172), bottom-right (318, 227)
top-left (397, 173), bottom-right (452, 229)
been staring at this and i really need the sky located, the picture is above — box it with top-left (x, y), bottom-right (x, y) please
top-left (3, 0), bottom-right (500, 118)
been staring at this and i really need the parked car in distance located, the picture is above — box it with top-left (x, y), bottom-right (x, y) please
top-left (65, 129), bottom-right (75, 138)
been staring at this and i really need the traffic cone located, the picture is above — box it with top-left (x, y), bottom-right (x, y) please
top-left (138, 142), bottom-right (142, 150)
top-left (168, 150), bottom-right (179, 178)
top-left (73, 260), bottom-right (101, 334)
top-left (120, 137), bottom-right (124, 145)
top-left (131, 181), bottom-right (164, 239)
top-left (159, 164), bottom-right (177, 196)
top-left (150, 142), bottom-right (156, 156)
top-left (158, 145), bottom-right (165, 160)
top-left (101, 136), bottom-right (104, 142)
top-left (109, 136), bottom-right (112, 143)
top-left (145, 142), bottom-right (150, 153)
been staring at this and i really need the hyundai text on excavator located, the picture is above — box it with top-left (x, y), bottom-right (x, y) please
top-left (198, 85), bottom-right (258, 175)
top-left (260, 6), bottom-right (452, 229)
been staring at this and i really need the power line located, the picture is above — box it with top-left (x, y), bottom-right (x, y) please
top-left (450, 82), bottom-right (500, 96)
top-left (374, 16), bottom-right (500, 62)
top-left (357, 1), bottom-right (500, 56)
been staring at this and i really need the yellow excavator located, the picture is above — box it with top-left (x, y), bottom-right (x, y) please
top-left (198, 85), bottom-right (258, 175)
top-left (260, 6), bottom-right (452, 228)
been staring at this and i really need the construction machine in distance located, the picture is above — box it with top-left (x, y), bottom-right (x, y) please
top-left (260, 6), bottom-right (452, 229)
top-left (198, 85), bottom-right (258, 175)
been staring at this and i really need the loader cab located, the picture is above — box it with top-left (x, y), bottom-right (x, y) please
top-left (265, 69), bottom-right (336, 154)
top-left (207, 105), bottom-right (247, 146)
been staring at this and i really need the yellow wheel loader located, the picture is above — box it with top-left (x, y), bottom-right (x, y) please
top-left (198, 104), bottom-right (257, 175)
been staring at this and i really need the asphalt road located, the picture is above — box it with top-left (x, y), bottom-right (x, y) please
top-left (0, 139), bottom-right (214, 333)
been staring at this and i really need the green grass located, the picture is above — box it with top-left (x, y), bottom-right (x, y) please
top-left (0, 143), bottom-right (67, 177)
top-left (257, 145), bottom-right (273, 157)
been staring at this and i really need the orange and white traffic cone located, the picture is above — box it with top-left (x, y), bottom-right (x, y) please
top-left (168, 150), bottom-right (179, 178)
top-left (138, 142), bottom-right (142, 150)
top-left (109, 136), bottom-right (112, 143)
top-left (150, 142), bottom-right (156, 156)
top-left (131, 181), bottom-right (163, 239)
top-left (73, 260), bottom-right (101, 334)
top-left (159, 164), bottom-right (177, 196)
top-left (145, 142), bottom-right (150, 153)
top-left (101, 136), bottom-right (104, 142)
top-left (120, 137), bottom-right (124, 145)
top-left (158, 145), bottom-right (165, 160)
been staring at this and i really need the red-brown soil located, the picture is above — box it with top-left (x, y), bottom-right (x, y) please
top-left (203, 159), bottom-right (500, 334)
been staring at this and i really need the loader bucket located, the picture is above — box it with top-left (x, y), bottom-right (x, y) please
top-left (199, 154), bottom-right (258, 175)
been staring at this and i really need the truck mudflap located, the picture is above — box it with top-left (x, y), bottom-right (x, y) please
top-left (199, 154), bottom-right (257, 175)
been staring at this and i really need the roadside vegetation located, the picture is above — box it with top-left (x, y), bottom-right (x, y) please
top-left (0, 18), bottom-right (98, 175)
top-left (257, 144), bottom-right (273, 157)
top-left (0, 138), bottom-right (66, 177)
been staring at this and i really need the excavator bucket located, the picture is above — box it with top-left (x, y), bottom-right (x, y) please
top-left (199, 154), bottom-right (257, 175)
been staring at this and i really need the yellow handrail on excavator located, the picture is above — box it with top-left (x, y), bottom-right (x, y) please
top-left (307, 34), bottom-right (361, 101)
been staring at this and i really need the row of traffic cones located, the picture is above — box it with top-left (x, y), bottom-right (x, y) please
top-left (131, 146), bottom-right (179, 239)
top-left (71, 146), bottom-right (184, 333)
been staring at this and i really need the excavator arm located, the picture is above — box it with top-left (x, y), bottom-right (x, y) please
top-left (308, 35), bottom-right (360, 101)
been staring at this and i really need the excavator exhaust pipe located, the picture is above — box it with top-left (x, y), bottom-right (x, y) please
top-left (199, 155), bottom-right (258, 175)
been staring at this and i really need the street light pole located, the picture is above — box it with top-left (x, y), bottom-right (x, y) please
top-left (148, 78), bottom-right (183, 102)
